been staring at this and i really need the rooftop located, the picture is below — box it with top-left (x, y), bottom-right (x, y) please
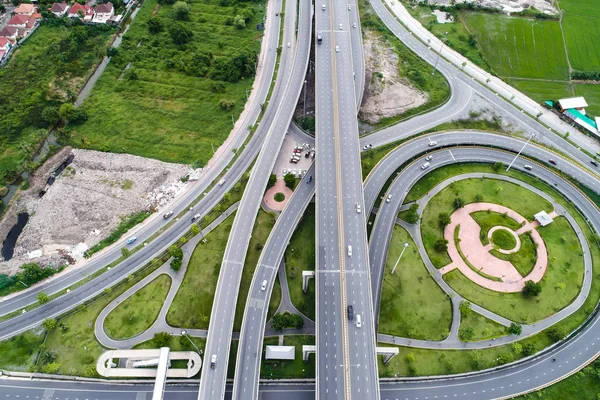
top-left (534, 211), bottom-right (553, 227)
top-left (265, 345), bottom-right (295, 360)
top-left (558, 97), bottom-right (588, 110)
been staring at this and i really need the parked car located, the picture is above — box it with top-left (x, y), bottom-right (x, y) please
top-left (163, 210), bottom-right (174, 219)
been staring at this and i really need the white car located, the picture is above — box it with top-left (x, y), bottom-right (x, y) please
top-left (339, 23), bottom-right (342, 30)
top-left (163, 210), bottom-right (174, 219)
top-left (335, 45), bottom-right (340, 52)
top-left (218, 178), bottom-right (226, 185)
top-left (428, 141), bottom-right (437, 147)
top-left (292, 168), bottom-right (297, 175)
top-left (421, 162), bottom-right (430, 170)
top-left (283, 168), bottom-right (288, 175)
top-left (356, 203), bottom-right (361, 213)
top-left (261, 280), bottom-right (268, 290)
top-left (386, 194), bottom-right (392, 203)
top-left (287, 42), bottom-right (291, 48)
top-left (348, 5), bottom-right (351, 10)
top-left (425, 155), bottom-right (432, 161)
top-left (322, 3), bottom-right (325, 10)
top-left (353, 22), bottom-right (356, 28)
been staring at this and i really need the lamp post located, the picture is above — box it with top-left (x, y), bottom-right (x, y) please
top-left (431, 32), bottom-right (447, 75)
top-left (181, 330), bottom-right (202, 355)
top-left (391, 243), bottom-right (409, 274)
top-left (506, 132), bottom-right (536, 172)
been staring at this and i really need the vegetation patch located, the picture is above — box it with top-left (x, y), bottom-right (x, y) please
top-left (274, 192), bottom-right (285, 202)
top-left (379, 225), bottom-right (452, 340)
top-left (470, 210), bottom-right (521, 245)
top-left (0, 331), bottom-right (44, 371)
top-left (491, 228), bottom-right (517, 250)
top-left (104, 274), bottom-right (171, 339)
top-left (67, 0), bottom-right (265, 166)
top-left (458, 302), bottom-right (507, 342)
top-left (491, 232), bottom-right (537, 277)
top-left (285, 204), bottom-right (316, 321)
top-left (86, 211), bottom-right (152, 258)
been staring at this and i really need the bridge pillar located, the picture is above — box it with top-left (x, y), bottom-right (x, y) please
top-left (376, 347), bottom-right (399, 365)
top-left (302, 271), bottom-right (315, 293)
top-left (302, 345), bottom-right (316, 362)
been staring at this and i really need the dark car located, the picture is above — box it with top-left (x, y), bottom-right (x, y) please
top-left (307, 176), bottom-right (313, 183)
top-left (549, 159), bottom-right (557, 165)
top-left (591, 160), bottom-right (598, 167)
top-left (347, 305), bottom-right (354, 320)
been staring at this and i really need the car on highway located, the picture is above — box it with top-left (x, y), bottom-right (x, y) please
top-left (322, 3), bottom-right (325, 10)
top-left (356, 203), bottom-right (361, 213)
top-left (356, 314), bottom-right (362, 328)
top-left (210, 355), bottom-right (217, 369)
top-left (524, 165), bottom-right (533, 170)
top-left (287, 42), bottom-right (291, 48)
top-left (261, 280), bottom-right (267, 291)
top-left (549, 159), bottom-right (557, 165)
top-left (335, 45), bottom-right (339, 52)
top-left (353, 22), bottom-right (356, 28)
top-left (592, 160), bottom-right (599, 167)
top-left (317, 34), bottom-right (322, 44)
top-left (191, 213), bottom-right (201, 222)
top-left (339, 23), bottom-right (342, 30)
top-left (347, 5), bottom-right (350, 10)
top-left (386, 194), bottom-right (392, 203)
top-left (347, 245), bottom-right (352, 257)
top-left (308, 175), bottom-right (313, 183)
top-left (126, 237), bottom-right (137, 245)
top-left (428, 141), bottom-right (437, 147)
top-left (362, 144), bottom-right (373, 150)
top-left (163, 210), bottom-right (174, 219)
top-left (425, 155), bottom-right (432, 161)
top-left (347, 305), bottom-right (354, 320)
top-left (218, 179), bottom-right (225, 186)
top-left (421, 162), bottom-right (430, 170)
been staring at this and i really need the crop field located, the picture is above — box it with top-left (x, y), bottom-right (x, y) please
top-left (68, 0), bottom-right (265, 166)
top-left (561, 15), bottom-right (600, 72)
top-left (462, 12), bottom-right (569, 80)
top-left (505, 79), bottom-right (571, 103)
top-left (574, 84), bottom-right (600, 117)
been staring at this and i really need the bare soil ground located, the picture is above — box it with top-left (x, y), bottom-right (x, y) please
top-left (426, 0), bottom-right (558, 14)
top-left (359, 30), bottom-right (429, 125)
top-left (0, 149), bottom-right (192, 276)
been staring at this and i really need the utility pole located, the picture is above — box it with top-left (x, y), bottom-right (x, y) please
top-left (391, 243), bottom-right (409, 275)
top-left (303, 80), bottom-right (307, 117)
top-left (431, 32), bottom-right (447, 75)
top-left (231, 114), bottom-right (235, 127)
top-left (506, 132), bottom-right (536, 172)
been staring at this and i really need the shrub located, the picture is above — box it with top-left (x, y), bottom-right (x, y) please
top-left (173, 1), bottom-right (191, 20)
top-left (438, 212), bottom-right (451, 227)
top-left (459, 326), bottom-right (474, 341)
top-left (404, 203), bottom-right (419, 224)
top-left (284, 173), bottom-right (297, 190)
top-left (453, 197), bottom-right (465, 209)
top-left (523, 343), bottom-right (537, 356)
top-left (405, 353), bottom-right (415, 363)
top-left (169, 23), bottom-right (193, 44)
top-left (153, 332), bottom-right (172, 347)
top-left (508, 322), bottom-right (522, 335)
top-left (522, 280), bottom-right (542, 297)
top-left (37, 292), bottom-right (50, 304)
top-left (219, 99), bottom-right (235, 111)
top-left (547, 327), bottom-right (565, 343)
top-left (434, 239), bottom-right (449, 252)
top-left (42, 318), bottom-right (58, 331)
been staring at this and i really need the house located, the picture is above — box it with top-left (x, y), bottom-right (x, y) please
top-left (534, 211), bottom-right (553, 227)
top-left (68, 3), bottom-right (94, 21)
top-left (558, 97), bottom-right (588, 114)
top-left (50, 2), bottom-right (68, 17)
top-left (265, 346), bottom-right (295, 360)
top-left (7, 14), bottom-right (29, 29)
top-left (0, 38), bottom-right (13, 51)
top-left (92, 2), bottom-right (114, 24)
top-left (14, 3), bottom-right (37, 16)
top-left (0, 26), bottom-right (19, 40)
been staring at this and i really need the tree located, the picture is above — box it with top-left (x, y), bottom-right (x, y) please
top-left (438, 212), bottom-right (451, 227)
top-left (190, 224), bottom-right (200, 235)
top-left (219, 99), bottom-right (235, 111)
top-left (42, 318), bottom-right (58, 331)
top-left (474, 194), bottom-right (484, 202)
top-left (434, 239), bottom-right (449, 252)
top-left (147, 17), bottom-right (163, 33)
top-left (153, 332), bottom-right (172, 347)
top-left (522, 343), bottom-right (537, 356)
top-left (459, 326), bottom-right (474, 341)
top-left (522, 280), bottom-right (542, 297)
top-left (42, 106), bottom-right (60, 124)
top-left (283, 173), bottom-right (296, 189)
top-left (508, 322), bottom-right (522, 335)
top-left (267, 174), bottom-right (277, 189)
top-left (233, 14), bottom-right (246, 29)
top-left (171, 258), bottom-right (183, 272)
top-left (173, 1), bottom-right (191, 20)
top-left (547, 327), bottom-right (565, 343)
top-left (169, 245), bottom-right (184, 259)
top-left (58, 103), bottom-right (76, 121)
top-left (37, 292), bottom-right (50, 305)
top-left (169, 23), bottom-right (193, 44)
top-left (453, 197), bottom-right (465, 209)
top-left (405, 353), bottom-right (415, 363)
top-left (512, 342), bottom-right (523, 354)
top-left (492, 162), bottom-right (503, 171)
top-left (121, 247), bottom-right (131, 258)
top-left (404, 203), bottom-right (419, 224)
top-left (459, 301), bottom-right (471, 315)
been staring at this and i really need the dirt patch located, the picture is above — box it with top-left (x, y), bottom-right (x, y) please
top-left (426, 0), bottom-right (558, 14)
top-left (0, 149), bottom-right (194, 276)
top-left (359, 30), bottom-right (428, 125)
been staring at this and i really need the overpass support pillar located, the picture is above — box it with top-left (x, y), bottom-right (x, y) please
top-left (376, 347), bottom-right (399, 365)
top-left (302, 271), bottom-right (315, 293)
top-left (302, 345), bottom-right (316, 362)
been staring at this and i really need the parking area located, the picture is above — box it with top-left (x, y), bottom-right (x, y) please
top-left (273, 133), bottom-right (314, 178)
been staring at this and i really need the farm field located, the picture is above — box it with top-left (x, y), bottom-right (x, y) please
top-left (68, 0), bottom-right (265, 166)
top-left (574, 84), bottom-right (600, 117)
top-left (561, 15), bottom-right (600, 72)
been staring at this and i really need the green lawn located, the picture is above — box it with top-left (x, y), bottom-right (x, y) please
top-left (167, 214), bottom-right (234, 329)
top-left (233, 210), bottom-right (276, 330)
top-left (0, 24), bottom-right (113, 185)
top-left (379, 225), bottom-right (452, 340)
top-left (459, 309), bottom-right (507, 342)
top-left (285, 204), bottom-right (316, 321)
top-left (68, 0), bottom-right (265, 166)
top-left (561, 14), bottom-right (600, 73)
top-left (104, 274), bottom-right (171, 339)
top-left (421, 177), bottom-right (553, 268)
top-left (491, 229), bottom-right (517, 250)
top-left (574, 83), bottom-right (600, 117)
top-left (445, 217), bottom-right (583, 324)
top-left (491, 232), bottom-right (537, 277)
top-left (261, 335), bottom-right (315, 379)
top-left (0, 331), bottom-right (44, 371)
top-left (505, 78), bottom-right (572, 104)
top-left (470, 210), bottom-right (522, 245)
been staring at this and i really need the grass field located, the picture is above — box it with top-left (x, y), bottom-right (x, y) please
top-left (0, 331), bottom-right (44, 371)
top-left (462, 12), bottom-right (568, 80)
top-left (445, 216), bottom-right (583, 324)
top-left (0, 25), bottom-right (112, 185)
top-left (459, 309), bottom-right (507, 342)
top-left (491, 229), bottom-right (517, 250)
top-left (470, 211), bottom-right (522, 244)
top-left (167, 214), bottom-right (234, 329)
top-left (379, 225), bottom-right (452, 340)
top-left (561, 14), bottom-right (600, 72)
top-left (285, 204), bottom-right (316, 321)
top-left (104, 274), bottom-right (171, 339)
top-left (574, 84), bottom-right (600, 117)
top-left (421, 177), bottom-right (553, 268)
top-left (68, 0), bottom-right (265, 166)
top-left (490, 232), bottom-right (537, 277)
top-left (261, 335), bottom-right (315, 379)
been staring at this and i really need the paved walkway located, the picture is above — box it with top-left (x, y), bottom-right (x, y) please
top-left (374, 173), bottom-right (593, 350)
top-left (440, 203), bottom-right (548, 292)
top-left (264, 179), bottom-right (293, 211)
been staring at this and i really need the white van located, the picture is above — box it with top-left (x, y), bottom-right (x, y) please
top-left (421, 162), bottom-right (430, 170)
top-left (356, 314), bottom-right (362, 328)
top-left (347, 245), bottom-right (352, 257)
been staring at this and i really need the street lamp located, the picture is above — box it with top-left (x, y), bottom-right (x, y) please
top-left (391, 242), bottom-right (409, 274)
top-left (506, 132), bottom-right (536, 172)
top-left (181, 330), bottom-right (202, 355)
top-left (431, 32), bottom-right (448, 75)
